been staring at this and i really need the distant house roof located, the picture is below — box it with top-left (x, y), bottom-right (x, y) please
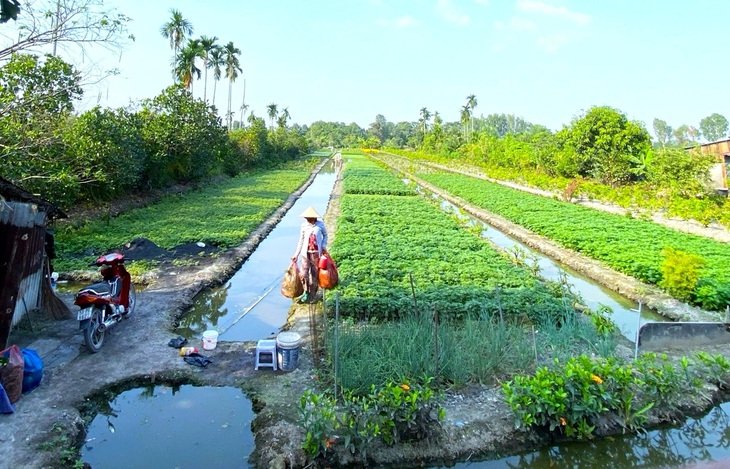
top-left (0, 177), bottom-right (67, 219)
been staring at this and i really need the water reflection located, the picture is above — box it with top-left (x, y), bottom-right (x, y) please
top-left (175, 160), bottom-right (338, 342)
top-left (81, 384), bottom-right (255, 469)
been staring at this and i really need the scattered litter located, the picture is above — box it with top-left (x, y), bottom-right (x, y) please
top-left (196, 242), bottom-right (206, 247)
top-left (455, 421), bottom-right (465, 427)
top-left (167, 336), bottom-right (188, 348)
top-left (183, 353), bottom-right (212, 368)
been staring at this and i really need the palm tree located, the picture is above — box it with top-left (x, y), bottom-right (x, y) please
top-left (239, 103), bottom-right (249, 127)
top-left (160, 9), bottom-right (193, 59)
top-left (281, 107), bottom-right (290, 127)
top-left (173, 40), bottom-right (202, 91)
top-left (419, 107), bottom-right (431, 133)
top-left (267, 103), bottom-right (278, 129)
top-left (460, 105), bottom-right (471, 138)
top-left (466, 94), bottom-right (477, 134)
top-left (198, 35), bottom-right (218, 102)
top-left (222, 41), bottom-right (242, 130)
top-left (208, 46), bottom-right (225, 106)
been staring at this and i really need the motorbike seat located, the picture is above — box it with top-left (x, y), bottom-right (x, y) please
top-left (78, 279), bottom-right (120, 298)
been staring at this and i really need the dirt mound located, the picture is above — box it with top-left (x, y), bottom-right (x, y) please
top-left (170, 241), bottom-right (220, 258)
top-left (119, 237), bottom-right (169, 261)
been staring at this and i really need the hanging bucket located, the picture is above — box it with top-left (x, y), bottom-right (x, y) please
top-left (276, 332), bottom-right (301, 371)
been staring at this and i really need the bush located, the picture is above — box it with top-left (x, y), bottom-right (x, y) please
top-left (658, 246), bottom-right (705, 302)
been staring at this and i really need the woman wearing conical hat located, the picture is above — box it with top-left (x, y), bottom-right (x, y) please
top-left (291, 206), bottom-right (328, 303)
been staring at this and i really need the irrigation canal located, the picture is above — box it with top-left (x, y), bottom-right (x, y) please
top-left (74, 155), bottom-right (730, 469)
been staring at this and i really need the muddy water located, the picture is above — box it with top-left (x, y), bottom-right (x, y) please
top-left (175, 161), bottom-right (338, 342)
top-left (418, 187), bottom-right (668, 341)
top-left (439, 400), bottom-right (730, 468)
top-left (81, 384), bottom-right (255, 469)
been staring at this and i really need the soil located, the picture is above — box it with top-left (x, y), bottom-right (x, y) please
top-left (2, 158), bottom-right (730, 469)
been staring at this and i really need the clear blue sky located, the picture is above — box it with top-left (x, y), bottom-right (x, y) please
top-left (33, 0), bottom-right (730, 133)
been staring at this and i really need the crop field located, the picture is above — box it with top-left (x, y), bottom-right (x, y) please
top-left (415, 171), bottom-right (730, 310)
top-left (331, 155), bottom-right (576, 322)
top-left (54, 158), bottom-right (319, 272)
top-left (328, 155), bottom-right (612, 389)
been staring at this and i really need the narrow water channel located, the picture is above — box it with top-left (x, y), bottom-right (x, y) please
top-left (174, 160), bottom-right (337, 342)
top-left (438, 400), bottom-right (730, 468)
top-left (427, 191), bottom-right (668, 340)
top-left (81, 384), bottom-right (255, 469)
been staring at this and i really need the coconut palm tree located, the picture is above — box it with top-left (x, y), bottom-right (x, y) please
top-left (267, 103), bottom-right (278, 129)
top-left (222, 41), bottom-right (242, 130)
top-left (466, 94), bottom-right (477, 134)
top-left (208, 46), bottom-right (225, 106)
top-left (280, 107), bottom-right (290, 127)
top-left (173, 40), bottom-right (202, 91)
top-left (239, 103), bottom-right (249, 128)
top-left (198, 35), bottom-right (218, 102)
top-left (160, 9), bottom-right (193, 59)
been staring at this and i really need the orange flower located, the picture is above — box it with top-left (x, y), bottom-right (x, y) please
top-left (590, 374), bottom-right (603, 384)
top-left (560, 417), bottom-right (566, 426)
top-left (401, 384), bottom-right (410, 391)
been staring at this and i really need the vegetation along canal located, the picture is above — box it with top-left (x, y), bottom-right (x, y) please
top-left (175, 160), bottom-right (338, 342)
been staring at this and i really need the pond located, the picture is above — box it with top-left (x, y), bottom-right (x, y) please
top-left (81, 384), bottom-right (255, 469)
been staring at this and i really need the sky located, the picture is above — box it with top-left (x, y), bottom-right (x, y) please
top-left (5, 0), bottom-right (730, 134)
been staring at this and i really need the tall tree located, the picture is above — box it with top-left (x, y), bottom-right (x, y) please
top-left (460, 105), bottom-right (471, 138)
top-left (673, 125), bottom-right (701, 147)
top-left (267, 103), bottom-right (278, 129)
top-left (160, 9), bottom-right (193, 59)
top-left (208, 46), bottom-right (224, 106)
top-left (419, 107), bottom-right (431, 133)
top-left (652, 118), bottom-right (673, 148)
top-left (699, 113), bottom-right (729, 142)
top-left (466, 94), bottom-right (477, 134)
top-left (280, 107), bottom-right (290, 128)
top-left (223, 41), bottom-right (241, 130)
top-left (172, 40), bottom-right (201, 91)
top-left (198, 35), bottom-right (217, 103)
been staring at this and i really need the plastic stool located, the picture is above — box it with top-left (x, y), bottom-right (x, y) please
top-left (255, 339), bottom-right (277, 371)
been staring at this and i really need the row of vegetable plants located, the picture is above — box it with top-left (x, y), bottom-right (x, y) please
top-left (406, 170), bottom-right (730, 311)
top-left (331, 156), bottom-right (575, 323)
top-left (54, 157), bottom-right (321, 273)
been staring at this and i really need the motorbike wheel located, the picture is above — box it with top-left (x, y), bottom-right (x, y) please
top-left (127, 283), bottom-right (137, 315)
top-left (84, 307), bottom-right (105, 353)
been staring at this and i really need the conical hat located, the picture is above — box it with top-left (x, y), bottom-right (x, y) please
top-left (300, 207), bottom-right (321, 218)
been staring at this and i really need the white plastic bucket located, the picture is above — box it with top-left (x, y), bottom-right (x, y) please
top-left (202, 330), bottom-right (219, 350)
top-left (276, 332), bottom-right (302, 371)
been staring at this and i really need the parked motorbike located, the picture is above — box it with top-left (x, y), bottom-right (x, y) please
top-left (74, 252), bottom-right (136, 353)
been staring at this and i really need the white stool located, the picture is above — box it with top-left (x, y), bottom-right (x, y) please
top-left (255, 339), bottom-right (277, 371)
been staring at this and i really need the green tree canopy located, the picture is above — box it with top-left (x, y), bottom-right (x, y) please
top-left (699, 113), bottom-right (729, 142)
top-left (557, 106), bottom-right (651, 185)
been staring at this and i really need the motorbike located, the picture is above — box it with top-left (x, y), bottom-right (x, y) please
top-left (74, 252), bottom-right (136, 353)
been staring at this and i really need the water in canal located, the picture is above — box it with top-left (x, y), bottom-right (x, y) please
top-left (418, 186), bottom-right (668, 341)
top-left (174, 160), bottom-right (338, 342)
top-left (81, 384), bottom-right (255, 469)
top-left (439, 400), bottom-right (730, 468)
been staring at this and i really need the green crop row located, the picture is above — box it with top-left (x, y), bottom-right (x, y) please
top-left (54, 160), bottom-right (317, 271)
top-left (418, 172), bottom-right (730, 310)
top-left (330, 159), bottom-right (575, 322)
top-left (342, 155), bottom-right (416, 196)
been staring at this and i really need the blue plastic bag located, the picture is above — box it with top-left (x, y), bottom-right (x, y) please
top-left (21, 348), bottom-right (43, 393)
top-left (0, 382), bottom-right (14, 414)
